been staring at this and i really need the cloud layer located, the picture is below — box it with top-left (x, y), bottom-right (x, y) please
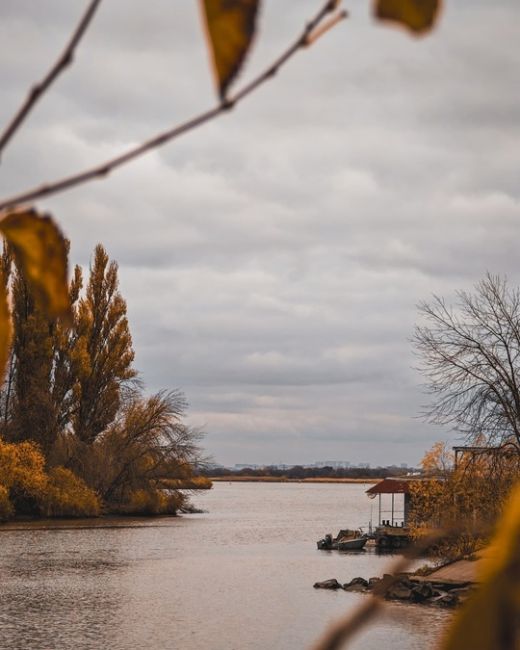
top-left (0, 0), bottom-right (518, 466)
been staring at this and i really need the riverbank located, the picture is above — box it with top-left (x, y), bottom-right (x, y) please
top-left (0, 482), bottom-right (210, 525)
top-left (313, 551), bottom-right (487, 609)
top-left (210, 476), bottom-right (379, 484)
top-left (314, 571), bottom-right (474, 608)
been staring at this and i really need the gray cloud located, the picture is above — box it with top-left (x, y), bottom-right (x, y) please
top-left (0, 0), bottom-right (518, 466)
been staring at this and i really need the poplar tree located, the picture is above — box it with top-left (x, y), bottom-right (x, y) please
top-left (73, 244), bottom-right (136, 444)
top-left (7, 248), bottom-right (82, 454)
top-left (10, 265), bottom-right (56, 453)
top-left (52, 264), bottom-right (83, 433)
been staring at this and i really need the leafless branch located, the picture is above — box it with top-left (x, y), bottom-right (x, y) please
top-left (0, 0), bottom-right (346, 211)
top-left (0, 0), bottom-right (103, 158)
top-left (414, 274), bottom-right (520, 448)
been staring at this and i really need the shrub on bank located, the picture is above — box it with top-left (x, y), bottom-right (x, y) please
top-left (39, 467), bottom-right (101, 518)
top-left (0, 484), bottom-right (13, 521)
top-left (0, 439), bottom-right (48, 517)
top-left (0, 439), bottom-right (100, 519)
top-left (0, 439), bottom-right (48, 494)
top-left (409, 442), bottom-right (520, 560)
top-left (115, 489), bottom-right (185, 516)
top-left (161, 476), bottom-right (213, 490)
top-left (0, 434), bottom-right (196, 520)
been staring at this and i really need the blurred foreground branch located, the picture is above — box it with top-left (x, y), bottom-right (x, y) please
top-left (0, 1), bottom-right (346, 211)
top-left (0, 0), bottom-right (103, 158)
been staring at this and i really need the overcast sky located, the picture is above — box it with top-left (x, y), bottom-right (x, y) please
top-left (0, 1), bottom-right (518, 467)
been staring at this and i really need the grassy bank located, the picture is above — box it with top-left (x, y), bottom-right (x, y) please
top-left (161, 477), bottom-right (213, 490)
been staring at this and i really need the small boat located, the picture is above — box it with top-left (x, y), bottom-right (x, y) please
top-left (317, 528), bottom-right (368, 551)
top-left (336, 535), bottom-right (368, 551)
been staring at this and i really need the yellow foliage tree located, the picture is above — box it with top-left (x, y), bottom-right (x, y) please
top-left (0, 439), bottom-right (48, 493)
top-left (409, 442), bottom-right (520, 560)
top-left (0, 438), bottom-right (99, 520)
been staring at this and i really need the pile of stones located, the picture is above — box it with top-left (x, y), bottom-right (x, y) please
top-left (313, 574), bottom-right (474, 608)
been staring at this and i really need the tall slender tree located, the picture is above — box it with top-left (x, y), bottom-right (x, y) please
top-left (5, 243), bottom-right (82, 454)
top-left (73, 244), bottom-right (136, 444)
top-left (52, 264), bottom-right (83, 434)
top-left (10, 263), bottom-right (56, 454)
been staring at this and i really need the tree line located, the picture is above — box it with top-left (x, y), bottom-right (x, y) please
top-left (0, 243), bottom-right (205, 520)
top-left (204, 464), bottom-right (412, 480)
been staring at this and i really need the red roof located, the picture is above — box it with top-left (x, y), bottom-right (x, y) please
top-left (366, 478), bottom-right (413, 495)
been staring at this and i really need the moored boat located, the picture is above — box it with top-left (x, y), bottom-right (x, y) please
top-left (316, 528), bottom-right (367, 551)
top-left (336, 535), bottom-right (368, 551)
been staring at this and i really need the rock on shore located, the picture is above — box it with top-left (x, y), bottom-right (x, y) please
top-left (313, 573), bottom-right (474, 608)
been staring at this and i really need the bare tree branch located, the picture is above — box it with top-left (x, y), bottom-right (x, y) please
top-left (414, 274), bottom-right (520, 450)
top-left (0, 0), bottom-right (103, 159)
top-left (0, 1), bottom-right (346, 211)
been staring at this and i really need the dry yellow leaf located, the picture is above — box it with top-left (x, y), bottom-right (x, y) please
top-left (0, 207), bottom-right (70, 319)
top-left (200, 0), bottom-right (260, 99)
top-left (375, 0), bottom-right (441, 34)
top-left (441, 482), bottom-right (520, 649)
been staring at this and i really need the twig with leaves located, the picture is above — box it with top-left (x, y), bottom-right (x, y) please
top-left (0, 0), bottom-right (443, 337)
top-left (0, 0), bottom-right (347, 210)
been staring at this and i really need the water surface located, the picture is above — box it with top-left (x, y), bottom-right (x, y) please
top-left (0, 482), bottom-right (450, 649)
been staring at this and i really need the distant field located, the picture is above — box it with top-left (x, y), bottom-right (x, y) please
top-left (209, 476), bottom-right (379, 484)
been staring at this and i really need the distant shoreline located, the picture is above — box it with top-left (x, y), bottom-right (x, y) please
top-left (209, 476), bottom-right (379, 484)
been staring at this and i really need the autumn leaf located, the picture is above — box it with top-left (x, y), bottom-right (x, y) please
top-left (375, 0), bottom-right (441, 34)
top-left (0, 208), bottom-right (70, 319)
top-left (441, 482), bottom-right (520, 649)
top-left (200, 0), bottom-right (260, 99)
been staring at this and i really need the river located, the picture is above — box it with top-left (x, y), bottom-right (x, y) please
top-left (0, 482), bottom-right (450, 649)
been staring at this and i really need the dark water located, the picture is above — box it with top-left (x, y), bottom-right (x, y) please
top-left (0, 482), bottom-right (450, 650)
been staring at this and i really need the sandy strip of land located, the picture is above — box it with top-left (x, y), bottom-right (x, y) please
top-left (413, 560), bottom-right (479, 585)
top-left (414, 548), bottom-right (493, 585)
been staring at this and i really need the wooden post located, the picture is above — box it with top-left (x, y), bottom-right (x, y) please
top-left (404, 493), bottom-right (411, 526)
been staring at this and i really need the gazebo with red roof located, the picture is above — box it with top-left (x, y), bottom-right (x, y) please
top-left (366, 477), bottom-right (415, 527)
